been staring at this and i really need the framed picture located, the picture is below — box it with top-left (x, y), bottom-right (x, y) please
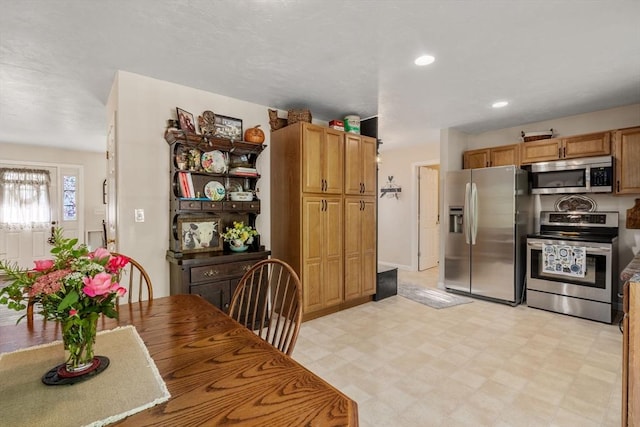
top-left (177, 216), bottom-right (223, 253)
top-left (213, 114), bottom-right (243, 141)
top-left (176, 107), bottom-right (197, 134)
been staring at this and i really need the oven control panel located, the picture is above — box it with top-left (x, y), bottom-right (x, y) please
top-left (542, 211), bottom-right (619, 228)
top-left (548, 213), bottom-right (607, 224)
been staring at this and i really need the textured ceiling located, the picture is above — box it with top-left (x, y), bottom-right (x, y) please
top-left (1, 0), bottom-right (639, 153)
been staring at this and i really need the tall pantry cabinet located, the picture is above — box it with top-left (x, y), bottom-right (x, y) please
top-left (271, 122), bottom-right (377, 320)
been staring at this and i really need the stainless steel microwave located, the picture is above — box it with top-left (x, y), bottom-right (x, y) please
top-left (529, 155), bottom-right (613, 194)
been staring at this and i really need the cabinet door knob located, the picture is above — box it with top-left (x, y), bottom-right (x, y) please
top-left (242, 264), bottom-right (252, 272)
top-left (203, 269), bottom-right (219, 277)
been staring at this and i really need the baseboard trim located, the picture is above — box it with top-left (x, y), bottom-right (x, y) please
top-left (378, 261), bottom-right (412, 271)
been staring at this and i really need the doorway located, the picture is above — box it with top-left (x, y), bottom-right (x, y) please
top-left (0, 162), bottom-right (84, 269)
top-left (418, 164), bottom-right (440, 271)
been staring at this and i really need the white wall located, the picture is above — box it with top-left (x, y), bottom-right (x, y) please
top-left (0, 142), bottom-right (106, 238)
top-left (108, 71), bottom-right (274, 298)
top-left (466, 104), bottom-right (640, 149)
top-left (377, 142), bottom-right (439, 269)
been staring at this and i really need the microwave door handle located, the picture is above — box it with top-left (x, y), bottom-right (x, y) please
top-left (471, 182), bottom-right (478, 245)
top-left (464, 183), bottom-right (471, 244)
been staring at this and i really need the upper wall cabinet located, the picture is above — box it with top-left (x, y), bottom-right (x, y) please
top-left (520, 131), bottom-right (611, 164)
top-left (344, 133), bottom-right (377, 195)
top-left (301, 124), bottom-right (344, 194)
top-left (613, 126), bottom-right (640, 194)
top-left (463, 144), bottom-right (520, 169)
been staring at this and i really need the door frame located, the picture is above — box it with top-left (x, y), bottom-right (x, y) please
top-left (410, 159), bottom-right (440, 271)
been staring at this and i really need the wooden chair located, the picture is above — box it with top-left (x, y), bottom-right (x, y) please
top-left (228, 259), bottom-right (303, 356)
top-left (111, 253), bottom-right (153, 303)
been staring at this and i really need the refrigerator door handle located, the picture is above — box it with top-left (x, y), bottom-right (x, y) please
top-left (464, 183), bottom-right (471, 244)
top-left (470, 182), bottom-right (478, 245)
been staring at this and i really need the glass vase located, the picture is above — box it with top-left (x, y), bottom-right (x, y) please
top-left (62, 314), bottom-right (98, 373)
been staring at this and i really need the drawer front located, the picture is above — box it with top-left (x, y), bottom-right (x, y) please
top-left (179, 200), bottom-right (202, 210)
top-left (190, 260), bottom-right (256, 283)
top-left (223, 201), bottom-right (243, 211)
top-left (201, 201), bottom-right (223, 211)
top-left (243, 201), bottom-right (261, 212)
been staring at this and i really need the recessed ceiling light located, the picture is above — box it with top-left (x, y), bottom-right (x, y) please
top-left (492, 101), bottom-right (509, 108)
top-left (414, 55), bottom-right (435, 66)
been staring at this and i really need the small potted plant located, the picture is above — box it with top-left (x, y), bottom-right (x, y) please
top-left (222, 221), bottom-right (258, 252)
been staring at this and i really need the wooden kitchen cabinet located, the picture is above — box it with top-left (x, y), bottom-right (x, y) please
top-left (520, 138), bottom-right (562, 163)
top-left (520, 131), bottom-right (610, 164)
top-left (344, 197), bottom-right (376, 300)
top-left (345, 133), bottom-right (377, 195)
top-left (271, 122), bottom-right (376, 320)
top-left (491, 144), bottom-right (520, 167)
top-left (301, 123), bottom-right (344, 194)
top-left (563, 132), bottom-right (611, 158)
top-left (463, 144), bottom-right (519, 169)
top-left (613, 126), bottom-right (640, 194)
top-left (463, 148), bottom-right (490, 169)
top-left (302, 196), bottom-right (343, 312)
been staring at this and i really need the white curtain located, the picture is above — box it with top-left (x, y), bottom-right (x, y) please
top-left (0, 168), bottom-right (51, 230)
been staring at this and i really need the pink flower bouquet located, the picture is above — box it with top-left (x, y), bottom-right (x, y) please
top-left (0, 228), bottom-right (130, 371)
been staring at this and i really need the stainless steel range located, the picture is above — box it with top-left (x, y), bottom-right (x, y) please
top-left (526, 211), bottom-right (618, 323)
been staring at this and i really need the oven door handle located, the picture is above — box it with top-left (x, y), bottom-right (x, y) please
top-left (527, 240), bottom-right (611, 254)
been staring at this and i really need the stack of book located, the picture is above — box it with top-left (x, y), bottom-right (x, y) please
top-left (229, 167), bottom-right (258, 177)
top-left (178, 171), bottom-right (195, 198)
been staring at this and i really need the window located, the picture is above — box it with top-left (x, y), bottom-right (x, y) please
top-left (0, 168), bottom-right (51, 229)
top-left (63, 175), bottom-right (77, 221)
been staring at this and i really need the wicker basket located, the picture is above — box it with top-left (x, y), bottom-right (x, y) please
top-left (287, 109), bottom-right (312, 125)
top-left (523, 135), bottom-right (553, 142)
top-left (522, 129), bottom-right (554, 142)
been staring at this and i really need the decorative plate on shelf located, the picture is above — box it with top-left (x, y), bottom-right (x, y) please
top-left (227, 182), bottom-right (243, 193)
top-left (201, 150), bottom-right (226, 173)
top-left (554, 195), bottom-right (597, 212)
top-left (204, 181), bottom-right (225, 201)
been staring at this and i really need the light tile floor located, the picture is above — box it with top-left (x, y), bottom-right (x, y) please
top-left (294, 267), bottom-right (622, 427)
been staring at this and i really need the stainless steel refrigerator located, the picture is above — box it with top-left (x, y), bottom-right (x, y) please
top-left (444, 165), bottom-right (530, 305)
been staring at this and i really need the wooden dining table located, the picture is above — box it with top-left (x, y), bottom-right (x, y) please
top-left (0, 294), bottom-right (359, 426)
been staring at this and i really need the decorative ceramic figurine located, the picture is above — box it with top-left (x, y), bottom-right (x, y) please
top-left (268, 109), bottom-right (287, 131)
top-left (198, 111), bottom-right (216, 136)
